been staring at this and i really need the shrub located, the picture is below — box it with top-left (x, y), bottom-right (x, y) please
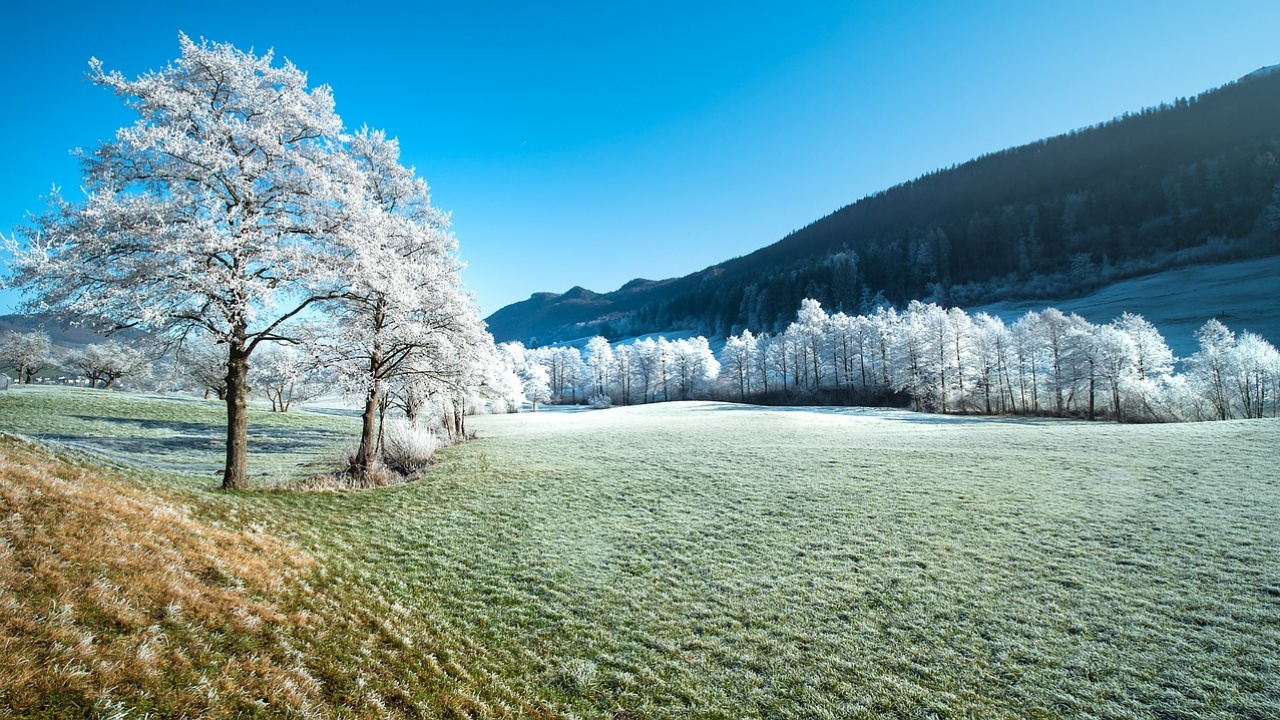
top-left (380, 419), bottom-right (439, 475)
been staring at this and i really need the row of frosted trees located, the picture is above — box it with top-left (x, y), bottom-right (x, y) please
top-left (502, 299), bottom-right (1279, 422)
top-left (498, 336), bottom-right (720, 408)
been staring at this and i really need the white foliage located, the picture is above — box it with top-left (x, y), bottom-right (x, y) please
top-left (0, 330), bottom-right (54, 383)
top-left (64, 340), bottom-right (151, 390)
top-left (7, 34), bottom-right (357, 341)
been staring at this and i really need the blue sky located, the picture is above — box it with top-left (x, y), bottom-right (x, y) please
top-left (2, 1), bottom-right (1278, 317)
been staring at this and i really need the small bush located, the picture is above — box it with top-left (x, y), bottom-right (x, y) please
top-left (305, 422), bottom-right (441, 491)
top-left (589, 394), bottom-right (613, 409)
top-left (381, 420), bottom-right (439, 475)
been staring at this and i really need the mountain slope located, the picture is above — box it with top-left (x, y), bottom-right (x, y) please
top-left (487, 67), bottom-right (1280, 344)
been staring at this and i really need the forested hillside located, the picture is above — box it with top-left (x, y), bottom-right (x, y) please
top-left (487, 67), bottom-right (1280, 344)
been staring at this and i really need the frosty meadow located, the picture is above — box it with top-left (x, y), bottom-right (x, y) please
top-left (0, 388), bottom-right (1277, 717)
top-left (2, 33), bottom-right (1279, 720)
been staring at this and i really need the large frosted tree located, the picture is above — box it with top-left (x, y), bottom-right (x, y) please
top-left (6, 36), bottom-right (359, 488)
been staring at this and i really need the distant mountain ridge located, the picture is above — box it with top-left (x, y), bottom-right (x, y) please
top-left (0, 313), bottom-right (118, 350)
top-left (487, 66), bottom-right (1280, 345)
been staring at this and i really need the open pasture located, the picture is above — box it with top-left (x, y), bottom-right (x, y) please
top-left (382, 403), bottom-right (1280, 718)
top-left (2, 388), bottom-right (1279, 717)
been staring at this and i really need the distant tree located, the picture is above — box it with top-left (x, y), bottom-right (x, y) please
top-left (1229, 332), bottom-right (1280, 419)
top-left (889, 303), bottom-right (931, 410)
top-left (613, 342), bottom-right (636, 404)
top-left (0, 330), bottom-right (53, 384)
top-left (631, 338), bottom-right (661, 403)
top-left (721, 330), bottom-right (758, 400)
top-left (585, 336), bottom-right (615, 401)
top-left (65, 340), bottom-right (150, 390)
top-left (174, 339), bottom-right (232, 400)
top-left (788, 298), bottom-right (829, 391)
top-left (1111, 313), bottom-right (1176, 420)
top-left (971, 313), bottom-right (1012, 415)
top-left (1188, 319), bottom-right (1237, 420)
top-left (1033, 308), bottom-right (1073, 416)
top-left (315, 127), bottom-right (474, 475)
top-left (500, 342), bottom-right (551, 411)
top-left (530, 346), bottom-right (587, 403)
top-left (250, 343), bottom-right (328, 412)
top-left (669, 337), bottom-right (719, 400)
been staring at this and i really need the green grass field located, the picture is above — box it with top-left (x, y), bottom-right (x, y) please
top-left (2, 386), bottom-right (1279, 718)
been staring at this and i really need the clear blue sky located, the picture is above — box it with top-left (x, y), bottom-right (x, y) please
top-left (2, 1), bottom-right (1277, 317)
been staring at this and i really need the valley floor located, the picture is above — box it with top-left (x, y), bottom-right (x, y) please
top-left (1, 389), bottom-right (1278, 718)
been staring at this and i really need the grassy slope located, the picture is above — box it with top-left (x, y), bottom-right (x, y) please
top-left (972, 255), bottom-right (1280, 358)
top-left (0, 434), bottom-right (321, 717)
top-left (3, 388), bottom-right (1280, 718)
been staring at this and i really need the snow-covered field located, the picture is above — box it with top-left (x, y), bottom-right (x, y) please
top-left (972, 255), bottom-right (1280, 357)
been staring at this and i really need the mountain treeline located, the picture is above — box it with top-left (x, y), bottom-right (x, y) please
top-left (487, 68), bottom-right (1280, 345)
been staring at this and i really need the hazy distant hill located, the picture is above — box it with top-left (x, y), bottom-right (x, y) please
top-left (487, 66), bottom-right (1280, 345)
top-left (0, 314), bottom-right (117, 350)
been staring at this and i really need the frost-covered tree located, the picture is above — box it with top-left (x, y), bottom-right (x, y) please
top-left (721, 329), bottom-right (758, 400)
top-left (669, 337), bottom-right (719, 400)
top-left (250, 343), bottom-right (328, 412)
top-left (1010, 312), bottom-right (1044, 413)
top-left (625, 338), bottom-right (658, 402)
top-left (172, 339), bottom-right (232, 400)
top-left (890, 303), bottom-right (930, 410)
top-left (522, 361), bottom-right (553, 410)
top-left (1034, 308), bottom-right (1073, 416)
top-left (612, 342), bottom-right (637, 404)
top-left (529, 346), bottom-right (587, 403)
top-left (64, 340), bottom-right (150, 390)
top-left (585, 336), bottom-right (615, 401)
top-left (1113, 312), bottom-right (1176, 421)
top-left (788, 298), bottom-right (829, 391)
top-left (0, 330), bottom-right (53, 384)
top-left (1091, 324), bottom-right (1137, 421)
top-left (482, 342), bottom-right (527, 414)
top-left (315, 127), bottom-right (476, 474)
top-left (1231, 332), bottom-right (1280, 418)
top-left (1188, 319), bottom-right (1237, 420)
top-left (971, 313), bottom-right (1012, 415)
top-left (498, 341), bottom-right (548, 410)
top-left (6, 36), bottom-right (359, 488)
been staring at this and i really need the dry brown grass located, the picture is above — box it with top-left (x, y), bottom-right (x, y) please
top-left (0, 434), bottom-right (322, 718)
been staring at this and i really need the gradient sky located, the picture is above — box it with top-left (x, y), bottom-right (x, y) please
top-left (2, 1), bottom-right (1278, 317)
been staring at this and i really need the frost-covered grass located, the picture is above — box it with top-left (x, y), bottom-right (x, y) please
top-left (0, 385), bottom-right (358, 483)
top-left (3, 389), bottom-right (1280, 717)
top-left (269, 401), bottom-right (1280, 718)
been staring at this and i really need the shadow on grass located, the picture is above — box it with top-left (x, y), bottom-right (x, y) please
top-left (42, 424), bottom-right (353, 478)
top-left (690, 401), bottom-right (1072, 426)
top-left (70, 415), bottom-right (222, 434)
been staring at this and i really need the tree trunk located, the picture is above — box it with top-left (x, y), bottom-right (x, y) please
top-left (354, 379), bottom-right (380, 472)
top-left (223, 342), bottom-right (251, 490)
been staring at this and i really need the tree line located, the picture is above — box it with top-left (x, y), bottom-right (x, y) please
top-left (502, 299), bottom-right (1280, 422)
